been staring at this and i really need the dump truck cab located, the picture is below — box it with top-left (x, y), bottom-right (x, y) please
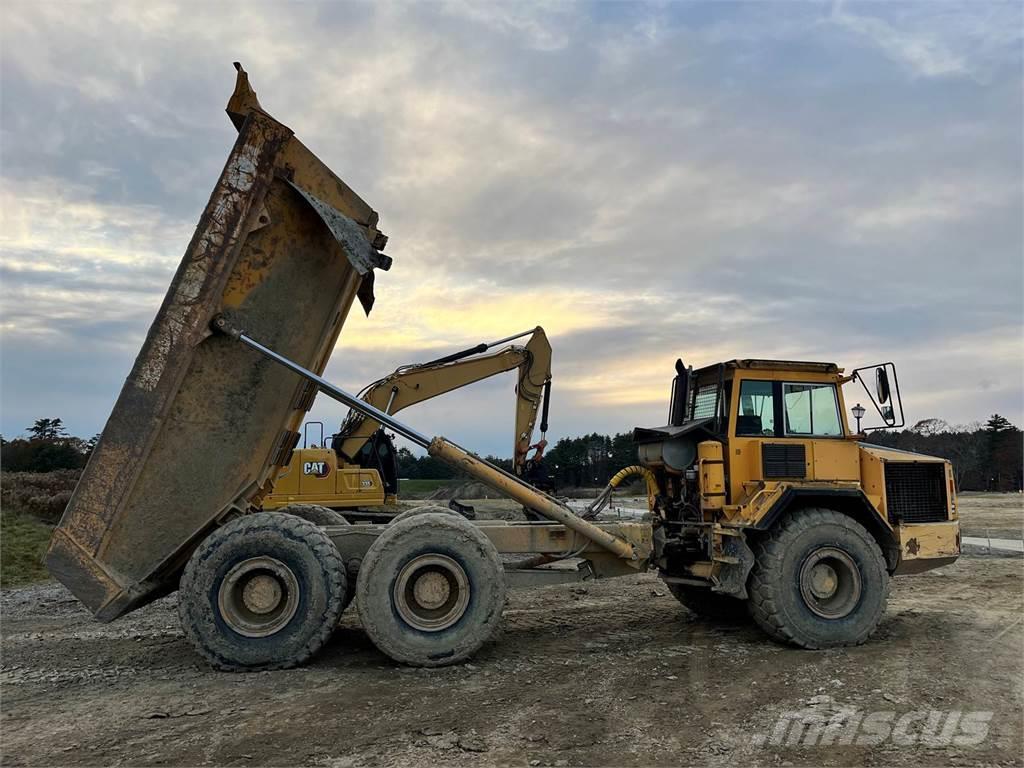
top-left (636, 358), bottom-right (960, 647)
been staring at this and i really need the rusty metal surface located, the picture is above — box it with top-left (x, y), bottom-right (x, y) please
top-left (46, 66), bottom-right (390, 621)
top-left (285, 180), bottom-right (392, 275)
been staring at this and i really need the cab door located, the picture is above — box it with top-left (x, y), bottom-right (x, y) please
top-left (730, 376), bottom-right (858, 502)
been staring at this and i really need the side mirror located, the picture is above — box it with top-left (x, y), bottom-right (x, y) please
top-left (852, 361), bottom-right (904, 432)
top-left (668, 358), bottom-right (689, 426)
top-left (875, 367), bottom-right (891, 405)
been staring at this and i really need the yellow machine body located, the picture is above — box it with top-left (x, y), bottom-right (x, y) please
top-left (262, 447), bottom-right (386, 509)
top-left (636, 359), bottom-right (960, 587)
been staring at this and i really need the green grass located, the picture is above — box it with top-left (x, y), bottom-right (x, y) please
top-left (399, 478), bottom-right (460, 498)
top-left (1, 510), bottom-right (53, 588)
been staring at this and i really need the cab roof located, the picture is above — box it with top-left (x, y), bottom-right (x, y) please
top-left (694, 359), bottom-right (841, 376)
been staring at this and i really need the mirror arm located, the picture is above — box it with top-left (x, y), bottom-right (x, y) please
top-left (850, 362), bottom-right (906, 432)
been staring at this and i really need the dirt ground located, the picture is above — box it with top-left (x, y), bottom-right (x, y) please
top-left (3, 496), bottom-right (1022, 767)
top-left (957, 493), bottom-right (1024, 539)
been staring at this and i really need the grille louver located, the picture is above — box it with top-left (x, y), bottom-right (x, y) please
top-left (762, 444), bottom-right (807, 479)
top-left (884, 462), bottom-right (948, 524)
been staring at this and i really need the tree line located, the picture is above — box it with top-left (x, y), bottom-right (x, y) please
top-left (394, 432), bottom-right (636, 488)
top-left (5, 414), bottom-right (1021, 493)
top-left (1, 419), bottom-right (96, 473)
top-left (865, 414), bottom-right (1022, 492)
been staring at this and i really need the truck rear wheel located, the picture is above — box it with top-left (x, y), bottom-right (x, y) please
top-left (178, 512), bottom-right (347, 671)
top-left (356, 513), bottom-right (505, 667)
top-left (277, 503), bottom-right (349, 527)
top-left (278, 504), bottom-right (354, 610)
top-left (667, 584), bottom-right (750, 621)
top-left (389, 504), bottom-right (459, 525)
top-left (749, 508), bottom-right (888, 649)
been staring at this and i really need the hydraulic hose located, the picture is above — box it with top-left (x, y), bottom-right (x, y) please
top-left (582, 465), bottom-right (659, 520)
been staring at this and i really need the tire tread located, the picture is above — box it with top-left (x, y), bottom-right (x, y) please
top-left (748, 507), bottom-right (888, 649)
top-left (178, 513), bottom-right (346, 671)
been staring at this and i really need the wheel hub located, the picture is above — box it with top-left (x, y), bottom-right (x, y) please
top-left (394, 554), bottom-right (470, 632)
top-left (242, 574), bottom-right (283, 614)
top-left (807, 563), bottom-right (838, 599)
top-left (799, 547), bottom-right (862, 619)
top-left (413, 571), bottom-right (452, 610)
top-left (218, 556), bottom-right (300, 637)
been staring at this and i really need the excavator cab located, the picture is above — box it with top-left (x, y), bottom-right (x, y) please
top-left (348, 428), bottom-right (400, 497)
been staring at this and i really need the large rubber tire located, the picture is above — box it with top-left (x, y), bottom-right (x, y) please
top-left (748, 508), bottom-right (889, 649)
top-left (668, 584), bottom-right (750, 622)
top-left (178, 512), bottom-right (347, 671)
top-left (278, 504), bottom-right (354, 610)
top-left (277, 504), bottom-right (349, 527)
top-left (356, 512), bottom-right (505, 667)
top-left (390, 504), bottom-right (459, 525)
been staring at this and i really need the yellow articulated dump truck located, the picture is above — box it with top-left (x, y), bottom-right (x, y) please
top-left (47, 66), bottom-right (960, 672)
top-left (262, 325), bottom-right (552, 514)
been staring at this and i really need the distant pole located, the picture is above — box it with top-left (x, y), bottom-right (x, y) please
top-left (852, 403), bottom-right (866, 433)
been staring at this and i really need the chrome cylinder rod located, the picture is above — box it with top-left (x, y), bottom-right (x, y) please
top-left (213, 316), bottom-right (430, 449)
top-left (484, 328), bottom-right (537, 348)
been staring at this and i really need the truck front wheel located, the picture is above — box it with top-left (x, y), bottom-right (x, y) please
top-left (748, 507), bottom-right (888, 648)
top-left (178, 512), bottom-right (347, 670)
top-left (667, 584), bottom-right (749, 621)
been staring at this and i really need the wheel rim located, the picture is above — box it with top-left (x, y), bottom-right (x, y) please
top-left (799, 547), bottom-right (862, 619)
top-left (218, 556), bottom-right (300, 637)
top-left (393, 554), bottom-right (470, 632)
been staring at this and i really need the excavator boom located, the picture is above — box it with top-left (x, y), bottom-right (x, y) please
top-left (334, 327), bottom-right (552, 474)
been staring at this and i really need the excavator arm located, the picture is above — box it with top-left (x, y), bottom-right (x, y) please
top-left (334, 327), bottom-right (552, 474)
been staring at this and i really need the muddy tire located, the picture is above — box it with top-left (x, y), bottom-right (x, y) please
top-left (178, 512), bottom-right (347, 671)
top-left (277, 504), bottom-right (349, 527)
top-left (748, 508), bottom-right (888, 649)
top-left (667, 584), bottom-right (750, 622)
top-left (390, 504), bottom-right (459, 525)
top-left (356, 512), bottom-right (505, 667)
top-left (278, 504), bottom-right (354, 610)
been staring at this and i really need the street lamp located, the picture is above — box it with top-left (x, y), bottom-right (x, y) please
top-left (852, 403), bottom-right (866, 433)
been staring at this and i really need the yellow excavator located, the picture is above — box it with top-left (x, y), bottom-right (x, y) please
top-left (262, 327), bottom-right (552, 512)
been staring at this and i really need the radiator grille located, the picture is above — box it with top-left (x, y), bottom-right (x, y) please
top-left (762, 444), bottom-right (807, 479)
top-left (884, 462), bottom-right (948, 524)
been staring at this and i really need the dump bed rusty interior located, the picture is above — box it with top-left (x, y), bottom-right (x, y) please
top-left (46, 65), bottom-right (391, 622)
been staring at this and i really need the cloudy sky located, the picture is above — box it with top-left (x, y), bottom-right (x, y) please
top-left (1, 0), bottom-right (1021, 457)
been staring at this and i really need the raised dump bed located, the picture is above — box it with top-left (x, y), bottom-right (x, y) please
top-left (46, 64), bottom-right (392, 622)
top-left (46, 65), bottom-right (649, 673)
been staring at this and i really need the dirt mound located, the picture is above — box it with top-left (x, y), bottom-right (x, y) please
top-left (427, 482), bottom-right (495, 500)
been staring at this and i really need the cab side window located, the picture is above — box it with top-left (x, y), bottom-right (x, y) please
top-left (737, 380), bottom-right (775, 436)
top-left (783, 383), bottom-right (842, 436)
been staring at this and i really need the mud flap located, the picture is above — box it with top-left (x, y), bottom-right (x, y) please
top-left (712, 535), bottom-right (756, 600)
